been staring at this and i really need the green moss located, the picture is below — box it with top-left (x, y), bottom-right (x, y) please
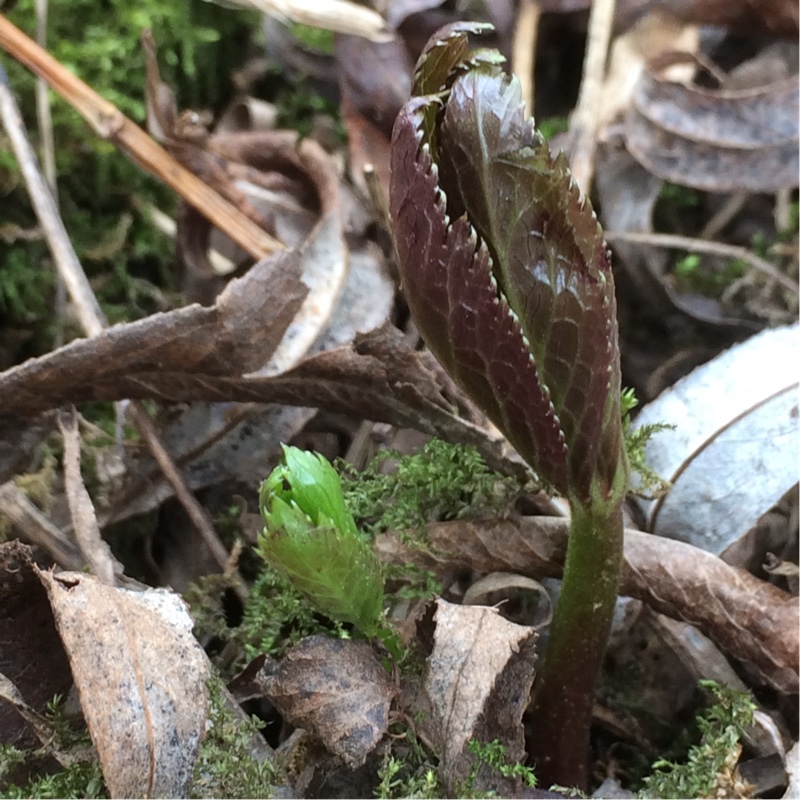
top-left (0, 696), bottom-right (106, 799)
top-left (190, 677), bottom-right (279, 799)
top-left (1, 680), bottom-right (281, 799)
top-left (0, 752), bottom-right (106, 799)
top-left (239, 567), bottom-right (331, 662)
top-left (2, 0), bottom-right (257, 331)
top-left (185, 564), bottom-right (338, 672)
top-left (338, 439), bottom-right (528, 540)
top-left (463, 739), bottom-right (538, 796)
top-left (673, 252), bottom-right (747, 297)
top-left (375, 723), bottom-right (442, 799)
top-left (638, 680), bottom-right (756, 799)
top-left (537, 116), bottom-right (569, 140)
top-left (620, 387), bottom-right (673, 498)
top-left (288, 22), bottom-right (335, 55)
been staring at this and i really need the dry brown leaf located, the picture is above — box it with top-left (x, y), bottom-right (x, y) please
top-left (336, 33), bottom-right (412, 197)
top-left (35, 569), bottom-right (212, 798)
top-left (375, 516), bottom-right (799, 693)
top-left (254, 635), bottom-right (396, 768)
top-left (381, 0), bottom-right (448, 30)
top-left (422, 598), bottom-right (537, 795)
top-left (0, 324), bottom-right (521, 479)
top-left (652, 0), bottom-right (799, 38)
top-left (597, 9), bottom-right (700, 132)
top-left (0, 252), bottom-right (305, 418)
top-left (625, 60), bottom-right (799, 192)
top-left (335, 34), bottom-right (411, 138)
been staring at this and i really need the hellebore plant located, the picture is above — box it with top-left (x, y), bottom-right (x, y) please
top-left (389, 23), bottom-right (629, 789)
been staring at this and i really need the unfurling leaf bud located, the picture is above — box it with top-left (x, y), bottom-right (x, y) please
top-left (259, 446), bottom-right (384, 635)
top-left (390, 23), bottom-right (627, 506)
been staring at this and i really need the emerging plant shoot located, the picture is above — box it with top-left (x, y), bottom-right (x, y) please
top-left (389, 22), bottom-right (629, 789)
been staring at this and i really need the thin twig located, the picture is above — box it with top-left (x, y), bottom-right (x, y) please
top-left (0, 62), bottom-right (105, 335)
top-left (126, 404), bottom-right (233, 572)
top-left (0, 62), bottom-right (238, 580)
top-left (568, 0), bottom-right (617, 193)
top-left (0, 481), bottom-right (83, 570)
top-left (0, 14), bottom-right (283, 259)
top-left (511, 0), bottom-right (540, 116)
top-left (604, 230), bottom-right (798, 292)
top-left (699, 192), bottom-right (747, 241)
top-left (33, 0), bottom-right (55, 193)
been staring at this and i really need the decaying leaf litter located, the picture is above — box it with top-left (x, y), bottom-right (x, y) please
top-left (0, 0), bottom-right (797, 797)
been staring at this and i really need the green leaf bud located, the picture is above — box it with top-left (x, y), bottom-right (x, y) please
top-left (259, 446), bottom-right (384, 635)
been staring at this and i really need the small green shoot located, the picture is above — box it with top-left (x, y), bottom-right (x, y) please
top-left (259, 445), bottom-right (402, 660)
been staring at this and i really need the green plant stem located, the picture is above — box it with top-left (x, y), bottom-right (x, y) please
top-left (526, 495), bottom-right (624, 790)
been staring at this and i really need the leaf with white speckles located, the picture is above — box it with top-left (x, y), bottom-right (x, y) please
top-left (36, 570), bottom-right (211, 799)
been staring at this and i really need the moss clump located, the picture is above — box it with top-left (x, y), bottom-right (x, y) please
top-left (639, 680), bottom-right (756, 799)
top-left (338, 439), bottom-right (528, 540)
top-left (190, 677), bottom-right (279, 799)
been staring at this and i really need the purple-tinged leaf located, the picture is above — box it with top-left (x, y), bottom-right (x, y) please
top-left (391, 25), bottom-right (626, 502)
top-left (439, 67), bottom-right (623, 501)
top-left (391, 105), bottom-right (568, 493)
top-left (411, 22), bottom-right (491, 98)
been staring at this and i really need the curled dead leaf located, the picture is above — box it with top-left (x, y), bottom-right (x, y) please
top-left (255, 635), bottom-right (396, 768)
top-left (0, 324), bottom-right (520, 483)
top-left (35, 569), bottom-right (212, 798)
top-left (375, 516), bottom-right (799, 693)
top-left (421, 598), bottom-right (537, 795)
top-left (625, 59), bottom-right (799, 192)
top-left (0, 252), bottom-right (305, 421)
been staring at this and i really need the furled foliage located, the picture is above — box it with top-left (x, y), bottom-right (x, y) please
top-left (259, 446), bottom-right (384, 636)
top-left (390, 23), bottom-right (626, 506)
